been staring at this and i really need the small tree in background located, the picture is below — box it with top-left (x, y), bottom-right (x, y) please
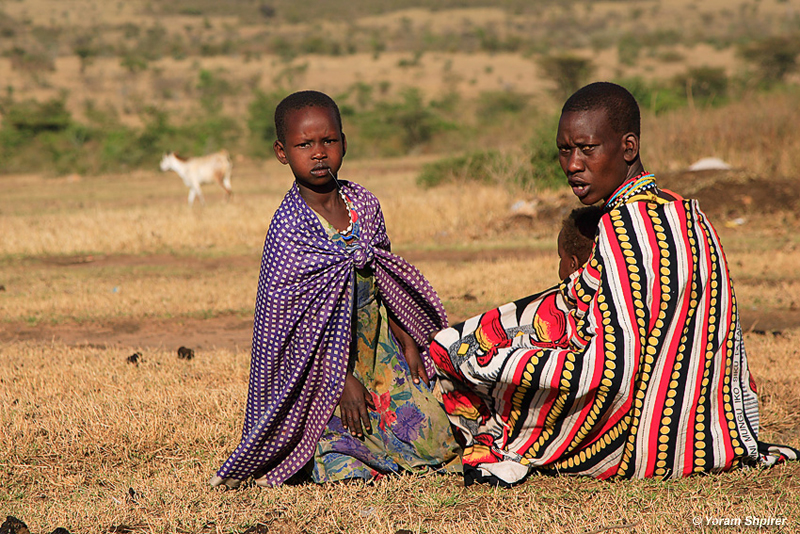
top-left (537, 54), bottom-right (595, 100)
top-left (739, 35), bottom-right (800, 86)
top-left (246, 89), bottom-right (283, 157)
top-left (674, 66), bottom-right (729, 106)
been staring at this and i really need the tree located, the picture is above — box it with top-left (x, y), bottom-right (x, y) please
top-left (537, 54), bottom-right (595, 100)
top-left (739, 36), bottom-right (800, 86)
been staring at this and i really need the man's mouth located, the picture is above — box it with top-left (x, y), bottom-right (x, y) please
top-left (569, 180), bottom-right (589, 197)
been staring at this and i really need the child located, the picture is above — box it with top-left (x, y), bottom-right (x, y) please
top-left (210, 91), bottom-right (459, 488)
top-left (557, 205), bottom-right (603, 280)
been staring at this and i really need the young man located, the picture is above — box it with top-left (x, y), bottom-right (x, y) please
top-left (431, 82), bottom-right (796, 486)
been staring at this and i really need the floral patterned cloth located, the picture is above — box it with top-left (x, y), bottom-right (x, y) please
top-left (312, 268), bottom-right (460, 482)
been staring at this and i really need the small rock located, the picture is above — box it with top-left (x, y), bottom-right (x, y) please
top-left (126, 352), bottom-right (141, 365)
top-left (177, 346), bottom-right (195, 360)
top-left (0, 285), bottom-right (5, 291)
top-left (688, 157), bottom-right (731, 171)
top-left (0, 516), bottom-right (30, 534)
top-left (50, 528), bottom-right (71, 534)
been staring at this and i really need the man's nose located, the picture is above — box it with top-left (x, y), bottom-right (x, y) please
top-left (565, 150), bottom-right (582, 172)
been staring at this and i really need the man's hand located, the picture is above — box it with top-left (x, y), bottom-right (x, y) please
top-left (339, 372), bottom-right (374, 438)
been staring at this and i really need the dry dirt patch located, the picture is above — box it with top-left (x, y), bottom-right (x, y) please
top-left (2, 246), bottom-right (798, 352)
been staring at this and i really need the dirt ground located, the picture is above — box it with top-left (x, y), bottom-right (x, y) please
top-left (3, 244), bottom-right (799, 355)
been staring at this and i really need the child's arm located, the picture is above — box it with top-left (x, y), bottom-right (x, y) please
top-left (388, 315), bottom-right (429, 387)
top-left (339, 371), bottom-right (375, 438)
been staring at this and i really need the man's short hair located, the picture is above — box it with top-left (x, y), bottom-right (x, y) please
top-left (562, 82), bottom-right (640, 137)
top-left (274, 90), bottom-right (343, 144)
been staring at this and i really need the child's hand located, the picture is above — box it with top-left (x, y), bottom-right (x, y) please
top-left (387, 314), bottom-right (431, 387)
top-left (339, 372), bottom-right (375, 438)
top-left (404, 344), bottom-right (430, 387)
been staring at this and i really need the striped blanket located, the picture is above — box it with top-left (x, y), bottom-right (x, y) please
top-left (432, 181), bottom-right (796, 485)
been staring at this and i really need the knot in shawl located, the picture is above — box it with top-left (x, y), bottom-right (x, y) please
top-left (215, 180), bottom-right (448, 486)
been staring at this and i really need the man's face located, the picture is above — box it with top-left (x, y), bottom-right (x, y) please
top-left (556, 108), bottom-right (630, 206)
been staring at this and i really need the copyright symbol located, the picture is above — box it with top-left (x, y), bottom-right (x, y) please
top-left (692, 516), bottom-right (702, 526)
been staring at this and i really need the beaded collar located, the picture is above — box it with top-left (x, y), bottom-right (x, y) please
top-left (329, 189), bottom-right (360, 250)
top-left (604, 172), bottom-right (657, 211)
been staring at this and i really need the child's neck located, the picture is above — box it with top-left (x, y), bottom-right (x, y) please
top-left (298, 182), bottom-right (350, 231)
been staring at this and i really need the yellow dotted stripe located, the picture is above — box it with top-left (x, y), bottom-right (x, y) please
top-left (507, 350), bottom-right (542, 435)
top-left (616, 205), bottom-right (656, 477)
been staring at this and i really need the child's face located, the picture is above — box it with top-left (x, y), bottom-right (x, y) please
top-left (557, 229), bottom-right (580, 280)
top-left (273, 105), bottom-right (346, 192)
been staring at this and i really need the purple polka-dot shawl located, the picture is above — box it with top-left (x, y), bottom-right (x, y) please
top-left (215, 180), bottom-right (448, 486)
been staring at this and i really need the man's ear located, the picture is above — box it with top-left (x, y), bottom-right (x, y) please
top-left (622, 132), bottom-right (639, 164)
top-left (273, 140), bottom-right (288, 164)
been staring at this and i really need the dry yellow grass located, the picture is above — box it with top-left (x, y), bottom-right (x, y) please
top-left (2, 333), bottom-right (798, 534)
top-left (2, 3), bottom-right (800, 529)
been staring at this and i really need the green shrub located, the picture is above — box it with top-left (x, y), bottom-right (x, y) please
top-left (417, 149), bottom-right (517, 188)
top-left (196, 69), bottom-right (235, 114)
top-left (2, 97), bottom-right (71, 133)
top-left (674, 67), bottom-right (729, 104)
top-left (476, 91), bottom-right (529, 122)
top-left (739, 35), bottom-right (800, 86)
top-left (614, 76), bottom-right (686, 115)
top-left (246, 89), bottom-right (283, 157)
top-left (537, 54), bottom-right (595, 100)
top-left (417, 116), bottom-right (563, 193)
top-left (358, 88), bottom-right (452, 155)
top-left (526, 116), bottom-right (563, 191)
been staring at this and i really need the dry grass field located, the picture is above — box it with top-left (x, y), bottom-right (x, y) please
top-left (2, 155), bottom-right (800, 534)
top-left (2, 1), bottom-right (800, 533)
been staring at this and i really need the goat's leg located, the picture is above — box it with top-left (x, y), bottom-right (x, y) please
top-left (188, 188), bottom-right (197, 206)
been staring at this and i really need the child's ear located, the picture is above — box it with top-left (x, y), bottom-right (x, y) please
top-left (570, 255), bottom-right (582, 273)
top-left (622, 132), bottom-right (639, 163)
top-left (273, 140), bottom-right (288, 164)
top-left (342, 132), bottom-right (347, 157)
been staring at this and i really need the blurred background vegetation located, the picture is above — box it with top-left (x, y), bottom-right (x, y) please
top-left (1, 0), bottom-right (799, 191)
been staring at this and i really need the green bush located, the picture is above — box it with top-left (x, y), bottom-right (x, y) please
top-left (537, 54), bottom-right (595, 100)
top-left (246, 89), bottom-right (283, 157)
top-left (674, 67), bottom-right (729, 104)
top-left (475, 91), bottom-right (530, 122)
top-left (526, 116), bottom-right (563, 191)
top-left (357, 89), bottom-right (452, 155)
top-left (739, 35), bottom-right (800, 86)
top-left (614, 76), bottom-right (686, 115)
top-left (417, 116), bottom-right (563, 193)
top-left (2, 97), bottom-right (71, 134)
top-left (417, 149), bottom-right (517, 188)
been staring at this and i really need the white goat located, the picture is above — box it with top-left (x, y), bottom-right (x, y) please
top-left (159, 150), bottom-right (232, 206)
